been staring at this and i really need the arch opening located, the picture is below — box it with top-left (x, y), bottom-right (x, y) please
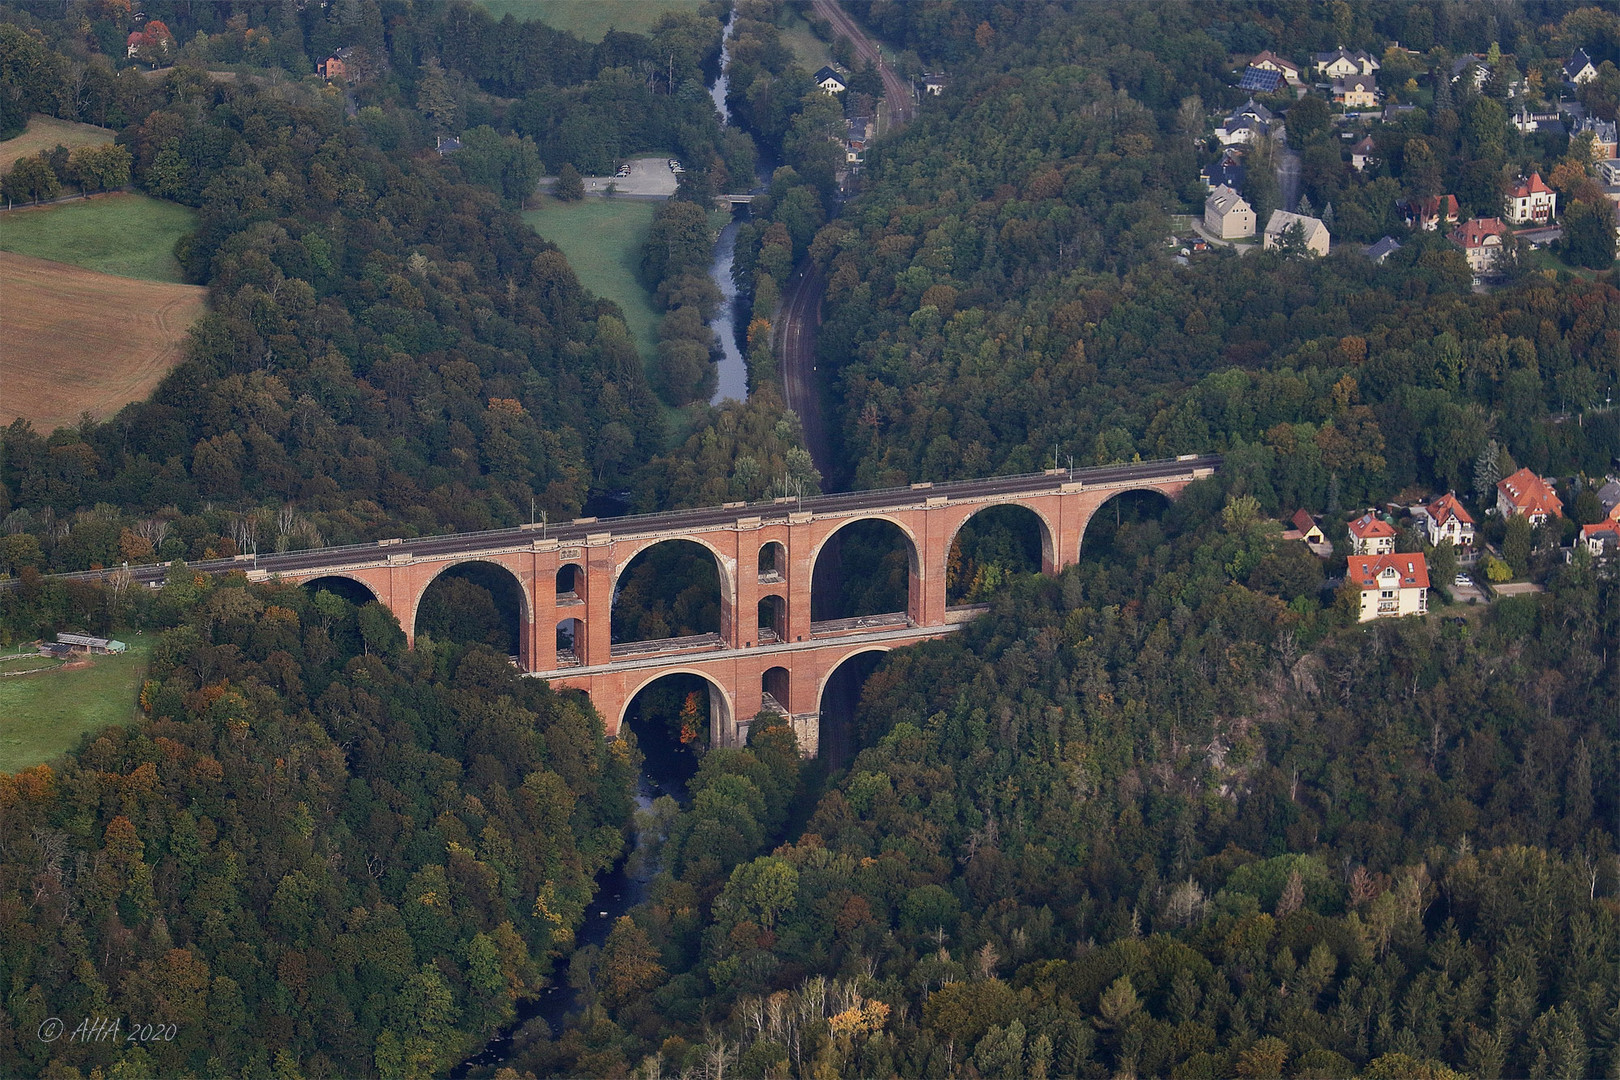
top-left (555, 617), bottom-right (584, 666)
top-left (810, 518), bottom-right (918, 626)
top-left (415, 561), bottom-right (526, 660)
top-left (757, 594), bottom-right (786, 644)
top-left (612, 539), bottom-right (724, 647)
top-left (302, 575), bottom-right (379, 608)
top-left (556, 563), bottom-right (583, 599)
top-left (762, 665), bottom-right (790, 714)
top-left (1081, 489), bottom-right (1174, 564)
top-left (621, 671), bottom-right (731, 792)
top-left (818, 648), bottom-right (889, 769)
top-left (947, 503), bottom-right (1053, 606)
top-left (758, 541), bottom-right (785, 582)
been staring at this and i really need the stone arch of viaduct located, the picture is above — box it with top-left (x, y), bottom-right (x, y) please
top-left (253, 461), bottom-right (1214, 755)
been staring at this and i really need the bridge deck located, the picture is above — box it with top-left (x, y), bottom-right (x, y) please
top-left (34, 456), bottom-right (1217, 589)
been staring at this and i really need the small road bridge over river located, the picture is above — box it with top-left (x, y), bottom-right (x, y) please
top-left (69, 457), bottom-right (1218, 755)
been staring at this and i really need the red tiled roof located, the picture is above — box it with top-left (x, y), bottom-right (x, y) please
top-left (1450, 217), bottom-right (1508, 249)
top-left (1425, 492), bottom-right (1474, 527)
top-left (1347, 552), bottom-right (1430, 589)
top-left (1291, 509), bottom-right (1317, 533)
top-left (1497, 467), bottom-right (1564, 519)
top-left (1419, 194), bottom-right (1459, 220)
top-left (1348, 512), bottom-right (1396, 539)
top-left (1510, 172), bottom-right (1552, 197)
top-left (1582, 522), bottom-right (1619, 541)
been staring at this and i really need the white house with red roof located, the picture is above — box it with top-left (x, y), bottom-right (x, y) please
top-left (1450, 217), bottom-right (1509, 274)
top-left (1496, 467), bottom-right (1563, 524)
top-left (1347, 511), bottom-right (1397, 554)
top-left (1506, 172), bottom-right (1556, 225)
top-left (1421, 492), bottom-right (1475, 548)
top-left (1348, 552), bottom-right (1429, 621)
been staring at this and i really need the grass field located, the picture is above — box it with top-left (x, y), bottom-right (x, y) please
top-left (778, 15), bottom-right (834, 74)
top-left (0, 250), bottom-right (209, 432)
top-left (0, 114), bottom-right (114, 173)
top-left (480, 0), bottom-right (703, 40)
top-left (0, 638), bottom-right (151, 775)
top-left (0, 192), bottom-right (196, 282)
top-left (523, 196), bottom-right (661, 366)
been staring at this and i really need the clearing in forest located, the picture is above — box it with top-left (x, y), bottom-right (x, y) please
top-left (479, 0), bottom-right (704, 40)
top-left (0, 113), bottom-right (115, 173)
top-left (523, 196), bottom-right (661, 366)
top-left (0, 638), bottom-right (151, 774)
top-left (0, 250), bottom-right (208, 433)
top-left (0, 192), bottom-right (196, 282)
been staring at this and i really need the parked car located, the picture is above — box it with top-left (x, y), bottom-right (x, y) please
top-left (1454, 573), bottom-right (1471, 587)
top-left (615, 165), bottom-right (631, 177)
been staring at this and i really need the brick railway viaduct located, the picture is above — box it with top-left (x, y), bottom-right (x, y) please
top-left (107, 457), bottom-right (1217, 755)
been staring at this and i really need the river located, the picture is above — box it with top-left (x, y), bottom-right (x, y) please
top-left (708, 10), bottom-right (750, 406)
top-left (453, 25), bottom-right (749, 1074)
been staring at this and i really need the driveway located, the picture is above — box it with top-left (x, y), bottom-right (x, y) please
top-left (539, 156), bottom-right (678, 199)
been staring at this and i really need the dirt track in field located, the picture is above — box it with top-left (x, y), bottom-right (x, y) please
top-left (0, 251), bottom-right (208, 433)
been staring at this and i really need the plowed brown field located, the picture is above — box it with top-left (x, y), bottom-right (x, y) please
top-left (0, 251), bottom-right (208, 433)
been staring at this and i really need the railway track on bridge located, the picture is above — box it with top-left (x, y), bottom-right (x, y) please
top-left (20, 456), bottom-right (1220, 589)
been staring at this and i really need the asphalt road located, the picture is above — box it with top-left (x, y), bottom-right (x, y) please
top-left (38, 457), bottom-right (1221, 589)
top-left (1278, 146), bottom-right (1301, 213)
top-left (776, 261), bottom-right (831, 477)
top-left (811, 0), bottom-right (915, 130)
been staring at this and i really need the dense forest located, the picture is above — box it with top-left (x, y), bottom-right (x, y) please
top-left (1, 0), bottom-right (1619, 1077)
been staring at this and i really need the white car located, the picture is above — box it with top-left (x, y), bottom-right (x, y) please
top-left (615, 166), bottom-right (630, 177)
top-left (1453, 574), bottom-right (1471, 587)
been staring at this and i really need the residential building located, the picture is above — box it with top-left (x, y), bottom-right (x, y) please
top-left (1263, 210), bottom-right (1330, 255)
top-left (1248, 50), bottom-right (1302, 85)
top-left (1566, 48), bottom-right (1598, 85)
top-left (1239, 66), bottom-right (1283, 93)
top-left (1216, 99), bottom-right (1277, 146)
top-left (1204, 185), bottom-right (1256, 239)
top-left (1421, 492), bottom-right (1475, 548)
top-left (1496, 466), bottom-right (1564, 524)
top-left (1450, 55), bottom-right (1490, 91)
top-left (1350, 136), bottom-right (1377, 170)
top-left (920, 73), bottom-right (948, 96)
top-left (1404, 193), bottom-right (1460, 231)
top-left (814, 66), bottom-right (846, 94)
top-left (1576, 116), bottom-right (1619, 160)
top-left (1314, 47), bottom-right (1379, 78)
top-left (1449, 217), bottom-right (1509, 274)
top-left (1363, 236), bottom-right (1402, 263)
top-left (1200, 149), bottom-right (1245, 191)
top-left (1332, 74), bottom-right (1380, 108)
top-left (1348, 552), bottom-right (1430, 621)
top-left (318, 48), bottom-right (351, 81)
top-left (1579, 521), bottom-right (1619, 557)
top-left (1289, 509), bottom-right (1326, 545)
top-left (1596, 478), bottom-right (1620, 520)
top-left (1505, 172), bottom-right (1557, 224)
top-left (1599, 160), bottom-right (1620, 188)
top-left (1348, 511), bottom-right (1397, 554)
top-left (1511, 106), bottom-right (1563, 134)
top-left (435, 134), bottom-right (462, 155)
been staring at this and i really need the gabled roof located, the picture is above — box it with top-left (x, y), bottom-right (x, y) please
top-left (1290, 509), bottom-right (1318, 533)
top-left (1411, 194), bottom-right (1459, 222)
top-left (1581, 521), bottom-right (1619, 543)
top-left (1509, 172), bottom-right (1553, 198)
top-left (1566, 48), bottom-right (1595, 77)
top-left (1239, 67), bottom-right (1283, 93)
top-left (1250, 50), bottom-right (1299, 75)
top-left (1347, 552), bottom-right (1430, 589)
top-left (1595, 478), bottom-right (1620, 515)
top-left (814, 66), bottom-right (845, 86)
top-left (1332, 74), bottom-right (1377, 93)
top-left (1205, 184), bottom-right (1251, 216)
top-left (1351, 136), bottom-right (1377, 154)
top-left (1497, 467), bottom-right (1564, 519)
top-left (1348, 511), bottom-right (1397, 540)
top-left (1264, 209), bottom-right (1328, 243)
top-left (1424, 492), bottom-right (1474, 528)
top-left (1450, 217), bottom-right (1508, 248)
top-left (1363, 236), bottom-right (1402, 261)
